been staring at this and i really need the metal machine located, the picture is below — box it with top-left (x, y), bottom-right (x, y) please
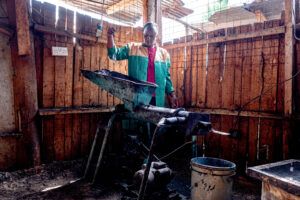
top-left (81, 69), bottom-right (232, 200)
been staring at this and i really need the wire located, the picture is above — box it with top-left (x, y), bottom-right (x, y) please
top-left (159, 140), bottom-right (194, 160)
top-left (232, 68), bottom-right (300, 130)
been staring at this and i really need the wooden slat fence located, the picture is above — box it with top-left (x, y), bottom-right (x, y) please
top-left (32, 1), bottom-right (143, 162)
top-left (165, 19), bottom-right (294, 172)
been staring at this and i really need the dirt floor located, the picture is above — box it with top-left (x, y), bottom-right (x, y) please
top-left (0, 159), bottom-right (261, 200)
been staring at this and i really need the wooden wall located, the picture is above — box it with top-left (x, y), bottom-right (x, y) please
top-left (165, 19), bottom-right (300, 173)
top-left (32, 1), bottom-right (143, 162)
top-left (1, 1), bottom-right (299, 173)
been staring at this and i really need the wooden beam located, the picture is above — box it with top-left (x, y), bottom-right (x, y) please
top-left (188, 108), bottom-right (284, 120)
top-left (284, 0), bottom-right (294, 116)
top-left (34, 24), bottom-right (123, 46)
top-left (156, 0), bottom-right (162, 45)
top-left (146, 0), bottom-right (155, 22)
top-left (163, 26), bottom-right (285, 49)
top-left (106, 0), bottom-right (136, 15)
top-left (0, 132), bottom-right (22, 137)
top-left (143, 0), bottom-right (148, 24)
top-left (7, 0), bottom-right (40, 167)
top-left (15, 0), bottom-right (31, 55)
top-left (39, 106), bottom-right (115, 116)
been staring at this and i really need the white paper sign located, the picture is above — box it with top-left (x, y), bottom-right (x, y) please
top-left (52, 46), bottom-right (68, 56)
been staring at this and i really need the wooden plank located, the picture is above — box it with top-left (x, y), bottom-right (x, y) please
top-left (65, 9), bottom-right (74, 107)
top-left (170, 48), bottom-right (178, 104)
top-left (233, 27), bottom-right (242, 109)
top-left (143, 0), bottom-right (148, 23)
top-left (54, 115), bottom-right (65, 161)
top-left (64, 9), bottom-right (74, 160)
top-left (0, 137), bottom-right (17, 170)
top-left (188, 108), bottom-right (283, 119)
top-left (15, 0), bottom-right (31, 55)
top-left (99, 44), bottom-right (108, 106)
top-left (90, 45), bottom-right (100, 105)
top-left (295, 41), bottom-right (300, 113)
top-left (53, 7), bottom-right (67, 161)
top-left (0, 35), bottom-right (16, 132)
top-left (282, 120), bottom-right (291, 159)
top-left (164, 26), bottom-right (285, 50)
top-left (284, 0), bottom-right (294, 116)
top-left (261, 35), bottom-right (278, 112)
top-left (221, 39), bottom-right (235, 109)
top-left (250, 23), bottom-right (264, 111)
top-left (248, 118), bottom-right (258, 164)
top-left (259, 119), bottom-right (274, 162)
top-left (206, 115), bottom-right (221, 158)
top-left (34, 24), bottom-right (123, 45)
top-left (177, 46), bottom-right (184, 106)
top-left (40, 3), bottom-right (56, 163)
top-left (197, 44), bottom-right (206, 107)
top-left (80, 114), bottom-right (90, 155)
top-left (237, 117), bottom-right (249, 174)
top-left (54, 7), bottom-right (67, 107)
top-left (39, 106), bottom-right (114, 116)
top-left (42, 3), bottom-right (56, 108)
top-left (107, 53), bottom-right (115, 106)
top-left (71, 114), bottom-right (81, 158)
top-left (240, 25), bottom-right (253, 111)
top-left (82, 45), bottom-right (92, 105)
top-left (184, 45), bottom-right (192, 106)
top-left (206, 43), bottom-right (221, 108)
top-left (219, 115), bottom-right (234, 160)
top-left (8, 0), bottom-right (40, 167)
top-left (191, 45), bottom-right (198, 106)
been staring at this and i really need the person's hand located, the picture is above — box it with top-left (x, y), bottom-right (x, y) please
top-left (168, 92), bottom-right (178, 108)
top-left (107, 27), bottom-right (116, 36)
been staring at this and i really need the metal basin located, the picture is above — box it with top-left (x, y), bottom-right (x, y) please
top-left (81, 69), bottom-right (157, 111)
top-left (248, 159), bottom-right (300, 196)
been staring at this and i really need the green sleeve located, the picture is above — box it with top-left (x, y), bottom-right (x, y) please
top-left (165, 56), bottom-right (175, 94)
top-left (107, 44), bottom-right (130, 60)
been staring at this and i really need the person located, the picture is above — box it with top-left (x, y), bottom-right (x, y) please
top-left (107, 22), bottom-right (178, 108)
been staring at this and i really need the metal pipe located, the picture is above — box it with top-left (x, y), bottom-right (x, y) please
top-left (137, 118), bottom-right (165, 200)
top-left (92, 113), bottom-right (117, 184)
top-left (84, 122), bottom-right (102, 179)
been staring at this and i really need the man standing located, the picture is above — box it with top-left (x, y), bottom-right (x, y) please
top-left (107, 22), bottom-right (177, 108)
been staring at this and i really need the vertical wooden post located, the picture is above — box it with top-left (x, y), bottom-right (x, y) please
top-left (155, 0), bottom-right (162, 45)
top-left (282, 0), bottom-right (295, 159)
top-left (15, 0), bottom-right (31, 55)
top-left (143, 0), bottom-right (162, 44)
top-left (284, 0), bottom-right (294, 116)
top-left (143, 0), bottom-right (148, 24)
top-left (7, 0), bottom-right (40, 168)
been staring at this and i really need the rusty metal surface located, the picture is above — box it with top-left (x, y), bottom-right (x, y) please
top-left (248, 159), bottom-right (300, 196)
top-left (81, 69), bottom-right (157, 111)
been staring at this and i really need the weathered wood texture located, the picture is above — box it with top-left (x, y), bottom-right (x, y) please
top-left (165, 19), bottom-right (299, 172)
top-left (0, 0), bottom-right (41, 170)
top-left (32, 2), bottom-right (142, 162)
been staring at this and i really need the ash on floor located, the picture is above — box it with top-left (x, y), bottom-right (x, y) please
top-left (0, 159), bottom-right (260, 200)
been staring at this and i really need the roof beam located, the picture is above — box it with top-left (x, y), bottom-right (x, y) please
top-left (106, 0), bottom-right (136, 15)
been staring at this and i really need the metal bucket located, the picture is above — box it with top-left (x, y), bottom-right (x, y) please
top-left (191, 157), bottom-right (236, 200)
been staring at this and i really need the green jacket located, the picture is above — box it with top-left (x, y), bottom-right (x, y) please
top-left (108, 42), bottom-right (174, 107)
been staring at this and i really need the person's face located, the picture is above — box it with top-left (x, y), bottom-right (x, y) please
top-left (143, 27), bottom-right (157, 47)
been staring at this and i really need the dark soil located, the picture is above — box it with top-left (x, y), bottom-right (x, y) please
top-left (0, 159), bottom-right (260, 200)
